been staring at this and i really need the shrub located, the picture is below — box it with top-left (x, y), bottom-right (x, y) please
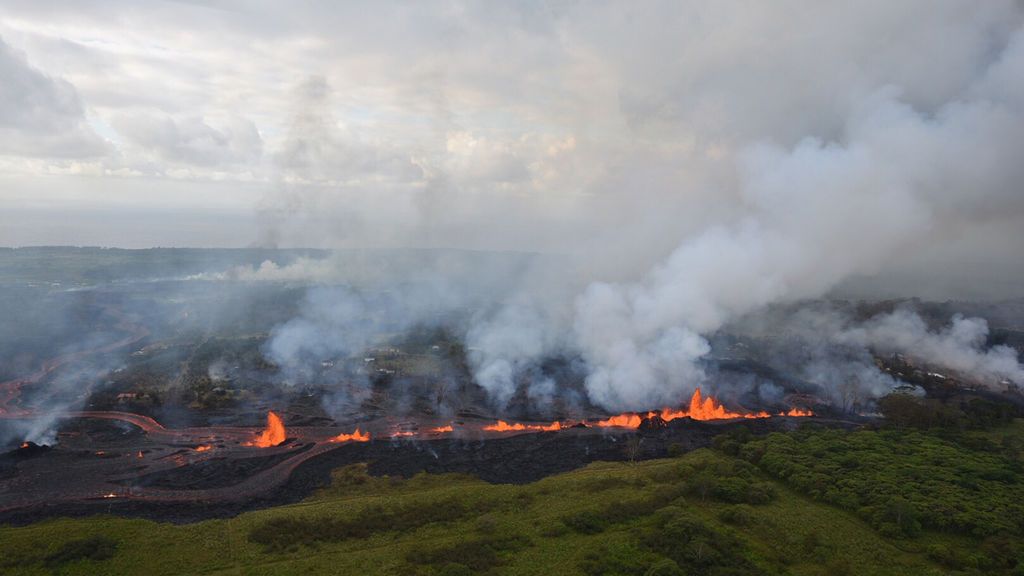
top-left (249, 496), bottom-right (489, 552)
top-left (579, 542), bottom-right (659, 576)
top-left (562, 509), bottom-right (606, 534)
top-left (718, 505), bottom-right (755, 526)
top-left (539, 522), bottom-right (569, 538)
top-left (640, 507), bottom-right (764, 575)
top-left (405, 534), bottom-right (530, 573)
top-left (580, 475), bottom-right (634, 492)
top-left (44, 536), bottom-right (118, 568)
top-left (742, 429), bottom-right (1024, 538)
top-left (562, 484), bottom-right (687, 534)
top-left (644, 559), bottom-right (685, 576)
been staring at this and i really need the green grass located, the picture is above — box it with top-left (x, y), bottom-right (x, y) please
top-left (0, 448), bottom-right (955, 576)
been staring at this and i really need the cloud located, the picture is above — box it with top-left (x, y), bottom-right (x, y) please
top-left (0, 36), bottom-right (107, 158)
top-left (111, 112), bottom-right (263, 168)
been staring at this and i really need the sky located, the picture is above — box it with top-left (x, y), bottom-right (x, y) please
top-left (1, 1), bottom-right (1023, 302)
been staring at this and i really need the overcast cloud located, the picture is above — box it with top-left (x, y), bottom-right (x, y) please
top-left (0, 1), bottom-right (1022, 299)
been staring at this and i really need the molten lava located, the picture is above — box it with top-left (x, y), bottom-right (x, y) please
top-left (194, 445), bottom-right (213, 452)
top-left (429, 425), bottom-right (454, 433)
top-left (484, 420), bottom-right (564, 432)
top-left (595, 413), bottom-right (645, 428)
top-left (596, 388), bottom-right (812, 428)
top-left (245, 411), bottom-right (287, 447)
top-left (329, 428), bottom-right (370, 443)
top-left (20, 442), bottom-right (29, 449)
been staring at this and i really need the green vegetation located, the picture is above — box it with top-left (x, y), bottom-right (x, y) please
top-left (715, 413), bottom-right (1024, 573)
top-left (3, 440), bottom-right (991, 576)
top-left (4, 399), bottom-right (1024, 575)
top-left (43, 536), bottom-right (118, 569)
top-left (737, 428), bottom-right (1023, 538)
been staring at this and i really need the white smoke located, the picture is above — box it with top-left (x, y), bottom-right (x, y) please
top-left (564, 31), bottom-right (1024, 409)
top-left (234, 4), bottom-right (1024, 413)
top-left (840, 310), bottom-right (1024, 385)
top-left (189, 258), bottom-right (339, 283)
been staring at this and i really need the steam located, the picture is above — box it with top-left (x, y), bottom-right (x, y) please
top-left (840, 310), bottom-right (1024, 385)
top-left (235, 8), bottom-right (1024, 413)
top-left (253, 58), bottom-right (1024, 413)
top-left (8, 4), bottom-right (1024, 434)
top-left (561, 37), bottom-right (1024, 409)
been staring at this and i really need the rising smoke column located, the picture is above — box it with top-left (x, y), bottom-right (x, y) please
top-left (568, 32), bottom-right (1024, 410)
top-left (240, 5), bottom-right (1024, 414)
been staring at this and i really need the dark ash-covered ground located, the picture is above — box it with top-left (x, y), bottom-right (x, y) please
top-left (0, 415), bottom-right (861, 526)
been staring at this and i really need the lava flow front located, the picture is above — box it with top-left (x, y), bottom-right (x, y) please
top-left (244, 411), bottom-right (287, 447)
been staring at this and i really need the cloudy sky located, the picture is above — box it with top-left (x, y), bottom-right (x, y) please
top-left (1, 0), bottom-right (1023, 296)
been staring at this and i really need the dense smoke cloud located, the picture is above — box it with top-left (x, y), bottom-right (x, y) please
top-left (841, 311), bottom-right (1024, 385)
top-left (571, 77), bottom-right (1024, 408)
top-left (4, 2), bottom-right (1024, 416)
top-left (241, 3), bottom-right (1024, 413)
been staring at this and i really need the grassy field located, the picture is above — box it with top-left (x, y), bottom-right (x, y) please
top-left (0, 446), bottom-right (957, 576)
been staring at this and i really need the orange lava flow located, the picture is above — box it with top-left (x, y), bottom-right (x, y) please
top-left (594, 413), bottom-right (645, 428)
top-left (194, 445), bottom-right (213, 452)
top-left (245, 411), bottom-right (287, 447)
top-left (20, 442), bottom-right (29, 449)
top-left (484, 420), bottom-right (564, 432)
top-left (429, 425), bottom-right (454, 433)
top-left (329, 428), bottom-right (370, 443)
top-left (596, 388), bottom-right (812, 428)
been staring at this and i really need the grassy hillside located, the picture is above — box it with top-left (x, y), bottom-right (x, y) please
top-left (0, 442), bottom-right (971, 576)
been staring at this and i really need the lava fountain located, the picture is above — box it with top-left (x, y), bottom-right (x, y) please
top-left (484, 420), bottom-right (564, 432)
top-left (329, 428), bottom-right (370, 443)
top-left (596, 387), bottom-right (812, 428)
top-left (245, 411), bottom-right (287, 447)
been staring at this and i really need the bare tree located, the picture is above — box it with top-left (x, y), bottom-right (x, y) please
top-left (625, 435), bottom-right (642, 464)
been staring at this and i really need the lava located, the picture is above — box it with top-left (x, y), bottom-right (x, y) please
top-left (484, 420), bottom-right (564, 432)
top-left (595, 388), bottom-right (811, 428)
top-left (429, 425), bottom-right (454, 433)
top-left (481, 388), bottom-right (811, 434)
top-left (595, 413), bottom-right (645, 428)
top-left (245, 411), bottom-right (287, 447)
top-left (329, 428), bottom-right (370, 443)
top-left (194, 445), bottom-right (213, 452)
